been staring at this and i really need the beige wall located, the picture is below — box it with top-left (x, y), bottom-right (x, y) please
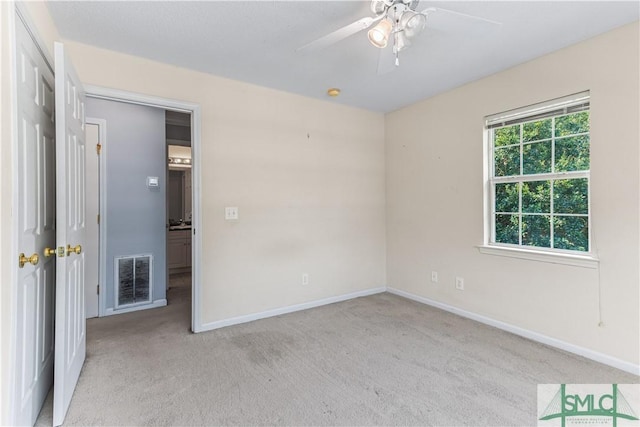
top-left (386, 22), bottom-right (640, 365)
top-left (62, 42), bottom-right (387, 325)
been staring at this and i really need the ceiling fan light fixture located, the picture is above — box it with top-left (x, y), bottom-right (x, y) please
top-left (400, 11), bottom-right (426, 39)
top-left (368, 18), bottom-right (393, 48)
top-left (370, 0), bottom-right (393, 15)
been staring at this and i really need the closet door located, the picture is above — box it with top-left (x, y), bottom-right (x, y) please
top-left (13, 12), bottom-right (56, 426)
top-left (52, 41), bottom-right (87, 427)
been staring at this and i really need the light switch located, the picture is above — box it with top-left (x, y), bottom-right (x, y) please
top-left (147, 176), bottom-right (159, 187)
top-left (225, 207), bottom-right (238, 220)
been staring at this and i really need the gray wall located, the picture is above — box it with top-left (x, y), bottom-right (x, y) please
top-left (87, 98), bottom-right (166, 310)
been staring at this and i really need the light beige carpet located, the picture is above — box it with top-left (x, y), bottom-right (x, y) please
top-left (37, 274), bottom-right (638, 426)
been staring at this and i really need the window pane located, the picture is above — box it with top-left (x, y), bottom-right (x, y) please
top-left (494, 146), bottom-right (520, 177)
top-left (523, 141), bottom-right (552, 175)
top-left (522, 180), bottom-right (550, 213)
top-left (553, 179), bottom-right (588, 214)
top-left (495, 214), bottom-right (519, 244)
top-left (554, 216), bottom-right (588, 251)
top-left (495, 183), bottom-right (519, 213)
top-left (523, 119), bottom-right (552, 142)
top-left (494, 125), bottom-right (520, 147)
top-left (555, 135), bottom-right (589, 172)
top-left (522, 215), bottom-right (550, 248)
top-left (555, 111), bottom-right (589, 137)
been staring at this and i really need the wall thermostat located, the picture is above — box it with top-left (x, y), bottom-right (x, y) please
top-left (147, 176), bottom-right (159, 187)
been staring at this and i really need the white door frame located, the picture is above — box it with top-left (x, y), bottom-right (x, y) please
top-left (84, 85), bottom-right (203, 332)
top-left (86, 118), bottom-right (106, 317)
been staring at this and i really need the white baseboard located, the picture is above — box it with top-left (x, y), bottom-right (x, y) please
top-left (387, 287), bottom-right (640, 376)
top-left (199, 287), bottom-right (387, 332)
top-left (104, 298), bottom-right (167, 316)
top-left (195, 284), bottom-right (639, 375)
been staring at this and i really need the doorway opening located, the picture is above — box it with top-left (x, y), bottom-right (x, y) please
top-left (83, 88), bottom-right (202, 333)
top-left (166, 111), bottom-right (192, 309)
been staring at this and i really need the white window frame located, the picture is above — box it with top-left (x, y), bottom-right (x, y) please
top-left (479, 92), bottom-right (599, 268)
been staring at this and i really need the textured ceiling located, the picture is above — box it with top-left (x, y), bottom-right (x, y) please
top-left (47, 1), bottom-right (639, 113)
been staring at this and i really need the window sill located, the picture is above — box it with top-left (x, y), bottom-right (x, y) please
top-left (477, 245), bottom-right (599, 269)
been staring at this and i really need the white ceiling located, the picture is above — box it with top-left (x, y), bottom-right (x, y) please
top-left (47, 1), bottom-right (639, 113)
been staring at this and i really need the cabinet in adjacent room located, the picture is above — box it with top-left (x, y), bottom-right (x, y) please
top-left (167, 230), bottom-right (191, 271)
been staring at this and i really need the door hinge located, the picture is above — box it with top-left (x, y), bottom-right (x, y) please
top-left (97, 214), bottom-right (100, 224)
top-left (96, 143), bottom-right (102, 155)
top-left (97, 284), bottom-right (100, 295)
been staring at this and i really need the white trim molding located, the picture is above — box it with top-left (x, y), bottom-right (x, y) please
top-left (85, 118), bottom-right (108, 317)
top-left (477, 245), bottom-right (599, 268)
top-left (387, 287), bottom-right (640, 376)
top-left (200, 287), bottom-right (387, 332)
top-left (104, 299), bottom-right (167, 316)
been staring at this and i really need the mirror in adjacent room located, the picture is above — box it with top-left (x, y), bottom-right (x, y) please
top-left (167, 145), bottom-right (192, 226)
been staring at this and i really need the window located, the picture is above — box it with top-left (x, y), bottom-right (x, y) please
top-left (486, 92), bottom-right (591, 254)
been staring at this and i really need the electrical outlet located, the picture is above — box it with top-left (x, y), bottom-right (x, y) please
top-left (302, 273), bottom-right (309, 286)
top-left (431, 271), bottom-right (438, 283)
top-left (225, 207), bottom-right (238, 220)
top-left (455, 277), bottom-right (464, 290)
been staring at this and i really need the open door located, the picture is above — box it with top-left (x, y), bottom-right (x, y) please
top-left (53, 41), bottom-right (87, 426)
top-left (11, 12), bottom-right (56, 426)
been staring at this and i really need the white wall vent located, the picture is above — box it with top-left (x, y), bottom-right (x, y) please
top-left (115, 254), bottom-right (153, 308)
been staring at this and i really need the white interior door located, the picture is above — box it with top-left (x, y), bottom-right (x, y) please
top-left (53, 41), bottom-right (87, 427)
top-left (12, 13), bottom-right (56, 426)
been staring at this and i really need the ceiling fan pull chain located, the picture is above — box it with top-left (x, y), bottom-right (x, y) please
top-left (394, 29), bottom-right (400, 67)
top-left (395, 31), bottom-right (400, 67)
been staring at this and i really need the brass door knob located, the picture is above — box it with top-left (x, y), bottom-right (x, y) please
top-left (44, 247), bottom-right (56, 257)
top-left (66, 244), bottom-right (82, 256)
top-left (19, 253), bottom-right (39, 268)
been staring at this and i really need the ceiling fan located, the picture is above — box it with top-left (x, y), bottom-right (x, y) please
top-left (297, 0), bottom-right (501, 73)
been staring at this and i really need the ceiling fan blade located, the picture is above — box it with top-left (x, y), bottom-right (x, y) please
top-left (296, 16), bottom-right (381, 53)
top-left (420, 6), bottom-right (502, 27)
top-left (377, 45), bottom-right (397, 75)
top-left (415, 6), bottom-right (501, 39)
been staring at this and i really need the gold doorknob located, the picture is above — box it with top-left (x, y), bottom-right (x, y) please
top-left (19, 253), bottom-right (39, 268)
top-left (44, 247), bottom-right (56, 257)
top-left (66, 244), bottom-right (82, 256)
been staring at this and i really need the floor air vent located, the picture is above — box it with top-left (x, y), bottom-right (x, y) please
top-left (115, 255), bottom-right (152, 307)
